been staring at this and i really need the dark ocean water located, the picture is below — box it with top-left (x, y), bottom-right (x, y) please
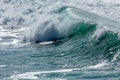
top-left (0, 0), bottom-right (120, 80)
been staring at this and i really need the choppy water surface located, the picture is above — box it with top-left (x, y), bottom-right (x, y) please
top-left (0, 0), bottom-right (120, 80)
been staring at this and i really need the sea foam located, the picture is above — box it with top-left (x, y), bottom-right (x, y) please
top-left (10, 69), bottom-right (77, 80)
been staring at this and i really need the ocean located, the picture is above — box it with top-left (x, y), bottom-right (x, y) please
top-left (0, 0), bottom-right (120, 80)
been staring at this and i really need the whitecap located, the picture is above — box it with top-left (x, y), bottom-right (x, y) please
top-left (112, 50), bottom-right (120, 62)
top-left (39, 41), bottom-right (54, 45)
top-left (0, 65), bottom-right (6, 68)
top-left (103, 0), bottom-right (120, 4)
top-left (92, 27), bottom-right (109, 42)
top-left (83, 62), bottom-right (108, 69)
top-left (10, 69), bottom-right (78, 80)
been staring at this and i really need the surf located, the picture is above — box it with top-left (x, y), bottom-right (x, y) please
top-left (22, 6), bottom-right (120, 44)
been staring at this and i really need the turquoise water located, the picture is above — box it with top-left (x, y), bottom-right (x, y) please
top-left (0, 0), bottom-right (120, 80)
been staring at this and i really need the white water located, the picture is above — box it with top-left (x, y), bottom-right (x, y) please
top-left (1, 0), bottom-right (120, 80)
top-left (10, 69), bottom-right (78, 80)
top-left (0, 0), bottom-right (120, 44)
top-left (10, 62), bottom-right (108, 80)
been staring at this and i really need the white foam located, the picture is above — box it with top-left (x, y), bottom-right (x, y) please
top-left (0, 27), bottom-right (18, 39)
top-left (10, 69), bottom-right (78, 80)
top-left (0, 26), bottom-right (6, 31)
top-left (0, 25), bottom-right (22, 48)
top-left (92, 27), bottom-right (108, 42)
top-left (83, 62), bottom-right (108, 69)
top-left (103, 0), bottom-right (120, 4)
top-left (0, 26), bottom-right (2, 30)
top-left (19, 27), bottom-right (29, 32)
top-left (39, 41), bottom-right (54, 45)
top-left (112, 50), bottom-right (120, 62)
top-left (23, 15), bottom-right (61, 43)
top-left (0, 32), bottom-right (7, 37)
top-left (0, 65), bottom-right (6, 68)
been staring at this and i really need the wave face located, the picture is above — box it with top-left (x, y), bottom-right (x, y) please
top-left (23, 6), bottom-right (97, 43)
top-left (1, 0), bottom-right (120, 80)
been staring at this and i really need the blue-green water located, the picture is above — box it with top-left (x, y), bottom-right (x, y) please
top-left (0, 0), bottom-right (120, 80)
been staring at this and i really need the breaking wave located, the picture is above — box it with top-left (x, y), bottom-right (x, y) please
top-left (1, 1), bottom-right (120, 80)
